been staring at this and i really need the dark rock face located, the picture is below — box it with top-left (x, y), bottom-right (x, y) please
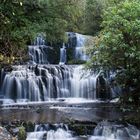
top-left (67, 32), bottom-right (77, 48)
top-left (3, 65), bottom-right (13, 72)
top-left (96, 75), bottom-right (110, 100)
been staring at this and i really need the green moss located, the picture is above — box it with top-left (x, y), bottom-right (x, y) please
top-left (18, 127), bottom-right (26, 140)
top-left (67, 60), bottom-right (86, 65)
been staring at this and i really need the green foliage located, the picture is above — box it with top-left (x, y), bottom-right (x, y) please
top-left (18, 126), bottom-right (26, 140)
top-left (83, 0), bottom-right (125, 35)
top-left (84, 0), bottom-right (103, 35)
top-left (0, 0), bottom-right (84, 63)
top-left (84, 0), bottom-right (111, 35)
top-left (67, 59), bottom-right (86, 65)
top-left (88, 0), bottom-right (140, 103)
top-left (0, 0), bottom-right (45, 63)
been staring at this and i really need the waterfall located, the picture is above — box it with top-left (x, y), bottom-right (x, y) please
top-left (71, 65), bottom-right (98, 99)
top-left (28, 35), bottom-right (49, 64)
top-left (0, 33), bottom-right (121, 104)
top-left (1, 65), bottom-right (99, 102)
top-left (26, 131), bottom-right (46, 140)
top-left (34, 34), bottom-right (45, 46)
top-left (28, 45), bottom-right (49, 64)
top-left (59, 43), bottom-right (67, 65)
top-left (26, 122), bottom-right (140, 140)
top-left (89, 121), bottom-right (140, 140)
top-left (75, 33), bottom-right (89, 61)
top-left (26, 124), bottom-right (72, 140)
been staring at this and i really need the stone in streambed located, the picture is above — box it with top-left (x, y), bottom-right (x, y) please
top-left (0, 126), bottom-right (15, 140)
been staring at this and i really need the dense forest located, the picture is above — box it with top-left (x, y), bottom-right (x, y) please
top-left (1, 0), bottom-right (140, 104)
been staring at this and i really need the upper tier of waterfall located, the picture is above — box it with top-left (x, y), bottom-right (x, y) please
top-left (59, 43), bottom-right (67, 65)
top-left (28, 45), bottom-right (49, 64)
top-left (75, 33), bottom-right (90, 61)
top-left (28, 32), bottom-right (93, 65)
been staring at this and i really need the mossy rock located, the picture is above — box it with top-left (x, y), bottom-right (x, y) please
top-left (18, 127), bottom-right (26, 140)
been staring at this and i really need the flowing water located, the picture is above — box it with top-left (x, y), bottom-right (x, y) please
top-left (26, 122), bottom-right (140, 140)
top-left (28, 45), bottom-right (49, 64)
top-left (26, 124), bottom-right (73, 140)
top-left (90, 121), bottom-right (140, 140)
top-left (28, 34), bottom-right (49, 64)
top-left (0, 33), bottom-right (139, 140)
top-left (75, 33), bottom-right (89, 61)
top-left (1, 65), bottom-right (99, 102)
top-left (59, 43), bottom-right (67, 65)
top-left (0, 33), bottom-right (123, 104)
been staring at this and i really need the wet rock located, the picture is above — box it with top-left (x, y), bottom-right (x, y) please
top-left (3, 65), bottom-right (13, 72)
top-left (93, 121), bottom-right (140, 139)
top-left (25, 122), bottom-right (35, 132)
top-left (68, 120), bottom-right (97, 135)
top-left (0, 126), bottom-right (15, 140)
top-left (34, 65), bottom-right (40, 76)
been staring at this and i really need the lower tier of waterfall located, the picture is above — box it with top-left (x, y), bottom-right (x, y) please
top-left (26, 122), bottom-right (140, 140)
top-left (26, 124), bottom-right (72, 140)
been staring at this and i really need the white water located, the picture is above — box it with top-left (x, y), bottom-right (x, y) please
top-left (34, 35), bottom-right (45, 46)
top-left (1, 65), bottom-right (99, 102)
top-left (47, 128), bottom-right (72, 140)
top-left (26, 124), bottom-right (73, 140)
top-left (59, 43), bottom-right (67, 65)
top-left (75, 33), bottom-right (89, 61)
top-left (93, 121), bottom-right (140, 140)
top-left (71, 65), bottom-right (98, 98)
top-left (28, 45), bottom-right (49, 64)
top-left (26, 122), bottom-right (140, 140)
top-left (26, 132), bottom-right (46, 140)
top-left (27, 129), bottom-right (73, 140)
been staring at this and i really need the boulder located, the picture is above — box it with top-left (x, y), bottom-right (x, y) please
top-left (0, 126), bottom-right (16, 140)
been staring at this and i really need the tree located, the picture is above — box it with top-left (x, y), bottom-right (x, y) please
top-left (0, 0), bottom-right (84, 64)
top-left (0, 0), bottom-right (47, 63)
top-left (88, 0), bottom-right (140, 104)
top-left (84, 0), bottom-right (107, 35)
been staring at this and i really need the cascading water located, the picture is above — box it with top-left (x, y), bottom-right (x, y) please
top-left (71, 65), bottom-right (99, 99)
top-left (28, 45), bottom-right (49, 64)
top-left (1, 65), bottom-right (99, 102)
top-left (28, 34), bottom-right (49, 64)
top-left (89, 121), bottom-right (140, 140)
top-left (34, 35), bottom-right (45, 45)
top-left (26, 122), bottom-right (140, 140)
top-left (75, 33), bottom-right (89, 61)
top-left (59, 43), bottom-right (67, 65)
top-left (0, 33), bottom-right (121, 104)
top-left (26, 124), bottom-right (73, 140)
